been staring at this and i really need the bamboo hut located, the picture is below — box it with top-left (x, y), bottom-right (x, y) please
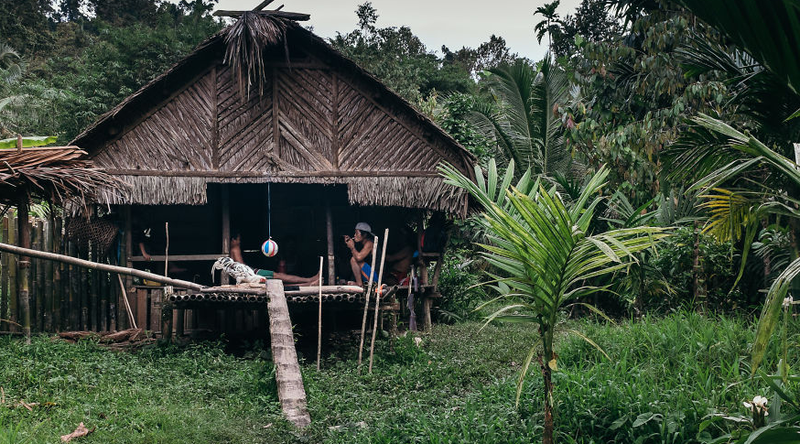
top-left (0, 140), bottom-right (122, 341)
top-left (69, 8), bottom-right (475, 337)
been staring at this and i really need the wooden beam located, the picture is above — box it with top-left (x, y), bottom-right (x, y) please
top-left (266, 279), bottom-right (312, 428)
top-left (213, 10), bottom-right (310, 21)
top-left (105, 169), bottom-right (442, 178)
top-left (253, 0), bottom-right (275, 11)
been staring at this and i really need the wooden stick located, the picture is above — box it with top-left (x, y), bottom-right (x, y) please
top-left (17, 198), bottom-right (31, 343)
top-left (117, 274), bottom-right (136, 329)
top-left (164, 222), bottom-right (169, 277)
top-left (316, 256), bottom-right (323, 371)
top-left (357, 237), bottom-right (379, 371)
top-left (369, 229), bottom-right (389, 374)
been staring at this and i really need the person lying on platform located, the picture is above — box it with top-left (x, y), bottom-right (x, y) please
top-left (229, 233), bottom-right (319, 285)
top-left (345, 222), bottom-right (376, 286)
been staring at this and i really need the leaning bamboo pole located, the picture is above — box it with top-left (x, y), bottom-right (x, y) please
top-left (369, 228), bottom-right (390, 374)
top-left (357, 237), bottom-right (379, 371)
top-left (316, 256), bottom-right (323, 371)
top-left (266, 279), bottom-right (311, 428)
top-left (0, 242), bottom-right (203, 291)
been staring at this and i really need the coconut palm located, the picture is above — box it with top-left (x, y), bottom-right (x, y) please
top-left (440, 159), bottom-right (667, 444)
top-left (470, 57), bottom-right (574, 178)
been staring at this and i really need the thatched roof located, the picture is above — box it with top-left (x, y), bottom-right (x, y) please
top-left (0, 146), bottom-right (125, 208)
top-left (72, 18), bottom-right (475, 216)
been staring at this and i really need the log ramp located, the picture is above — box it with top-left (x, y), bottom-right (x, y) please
top-left (0, 242), bottom-right (312, 429)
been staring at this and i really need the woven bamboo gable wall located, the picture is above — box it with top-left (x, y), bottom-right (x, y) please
top-left (79, 27), bottom-right (474, 215)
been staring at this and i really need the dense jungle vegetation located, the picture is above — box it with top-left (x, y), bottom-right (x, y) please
top-left (2, 0), bottom-right (800, 443)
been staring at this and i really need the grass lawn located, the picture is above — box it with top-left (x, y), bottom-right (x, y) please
top-left (0, 312), bottom-right (791, 443)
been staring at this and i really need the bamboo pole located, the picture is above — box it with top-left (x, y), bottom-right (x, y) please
top-left (266, 279), bottom-right (311, 428)
top-left (44, 218), bottom-right (54, 332)
top-left (0, 216), bottom-right (7, 331)
top-left (33, 220), bottom-right (42, 332)
top-left (357, 237), bottom-right (379, 371)
top-left (18, 199), bottom-right (31, 343)
top-left (368, 228), bottom-right (389, 374)
top-left (0, 242), bottom-right (204, 290)
top-left (117, 274), bottom-right (136, 329)
top-left (68, 240), bottom-right (78, 330)
top-left (316, 256), bottom-right (323, 371)
top-left (90, 241), bottom-right (98, 331)
top-left (164, 222), bottom-right (169, 277)
top-left (7, 215), bottom-right (16, 332)
top-left (53, 214), bottom-right (62, 331)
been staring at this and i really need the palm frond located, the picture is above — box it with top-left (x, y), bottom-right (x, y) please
top-left (223, 12), bottom-right (288, 100)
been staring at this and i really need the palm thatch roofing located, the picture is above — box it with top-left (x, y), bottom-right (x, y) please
top-left (71, 15), bottom-right (475, 216)
top-left (0, 146), bottom-right (125, 208)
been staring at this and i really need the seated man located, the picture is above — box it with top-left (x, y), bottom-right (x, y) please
top-left (345, 222), bottom-right (376, 286)
top-left (228, 234), bottom-right (320, 285)
top-left (383, 227), bottom-right (417, 286)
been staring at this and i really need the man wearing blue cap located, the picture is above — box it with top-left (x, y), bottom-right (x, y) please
top-left (344, 222), bottom-right (376, 286)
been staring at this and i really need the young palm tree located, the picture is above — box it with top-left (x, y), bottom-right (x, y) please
top-left (440, 159), bottom-right (667, 444)
top-left (470, 57), bottom-right (574, 178)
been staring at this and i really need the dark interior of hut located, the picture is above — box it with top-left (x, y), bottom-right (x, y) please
top-left (127, 183), bottom-right (423, 286)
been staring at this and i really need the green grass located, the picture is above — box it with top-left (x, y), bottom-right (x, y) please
top-left (1, 312), bottom-right (795, 443)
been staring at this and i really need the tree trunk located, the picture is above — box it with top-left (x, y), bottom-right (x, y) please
top-left (266, 279), bottom-right (311, 428)
top-left (540, 354), bottom-right (554, 444)
top-left (692, 220), bottom-right (706, 313)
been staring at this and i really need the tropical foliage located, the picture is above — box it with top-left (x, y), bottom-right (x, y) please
top-left (441, 159), bottom-right (667, 443)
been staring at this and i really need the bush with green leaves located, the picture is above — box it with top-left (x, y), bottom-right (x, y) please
top-left (649, 226), bottom-right (750, 313)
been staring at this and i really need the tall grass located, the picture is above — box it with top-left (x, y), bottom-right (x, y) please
top-left (1, 312), bottom-right (792, 443)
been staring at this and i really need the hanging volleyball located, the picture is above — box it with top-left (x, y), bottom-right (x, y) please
top-left (262, 238), bottom-right (279, 257)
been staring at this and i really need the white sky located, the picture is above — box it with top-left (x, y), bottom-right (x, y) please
top-left (210, 0), bottom-right (582, 61)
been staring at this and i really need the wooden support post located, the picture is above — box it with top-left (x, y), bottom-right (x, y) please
top-left (221, 185), bottom-right (230, 285)
top-left (316, 256), bottom-right (323, 371)
top-left (68, 240), bottom-right (78, 330)
top-left (44, 218), bottom-right (54, 332)
top-left (176, 308), bottom-right (185, 338)
top-left (54, 216), bottom-right (63, 331)
top-left (90, 241), bottom-right (99, 331)
top-left (150, 289), bottom-right (162, 334)
top-left (32, 220), bottom-right (42, 332)
top-left (122, 205), bottom-right (132, 330)
top-left (7, 215), bottom-right (17, 331)
top-left (1, 217), bottom-right (7, 331)
top-left (266, 279), bottom-right (311, 428)
top-left (137, 288), bottom-right (147, 330)
top-left (80, 245), bottom-right (88, 330)
top-left (18, 199), bottom-right (31, 343)
top-left (325, 199), bottom-right (335, 285)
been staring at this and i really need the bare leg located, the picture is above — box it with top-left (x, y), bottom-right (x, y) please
top-left (274, 271), bottom-right (320, 285)
top-left (349, 257), bottom-right (363, 286)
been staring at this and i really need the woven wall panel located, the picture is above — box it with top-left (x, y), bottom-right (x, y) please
top-left (216, 66), bottom-right (276, 172)
top-left (275, 68), bottom-right (334, 171)
top-left (94, 71), bottom-right (215, 171)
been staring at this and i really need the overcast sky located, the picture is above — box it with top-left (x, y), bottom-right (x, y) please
top-left (211, 0), bottom-right (582, 61)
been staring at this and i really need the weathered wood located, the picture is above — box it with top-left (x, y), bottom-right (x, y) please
top-left (79, 245), bottom-right (89, 330)
top-left (266, 279), bottom-right (311, 428)
top-left (175, 308), bottom-right (184, 337)
top-left (122, 205), bottom-right (132, 330)
top-left (150, 289), bottom-right (162, 333)
top-left (137, 288), bottom-right (147, 331)
top-left (117, 275), bottom-right (136, 329)
top-left (130, 254), bottom-right (222, 262)
top-left (90, 242), bottom-right (99, 331)
top-left (100, 264), bottom-right (108, 332)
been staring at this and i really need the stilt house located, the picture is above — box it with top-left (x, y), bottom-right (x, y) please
top-left (69, 12), bottom-right (475, 336)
